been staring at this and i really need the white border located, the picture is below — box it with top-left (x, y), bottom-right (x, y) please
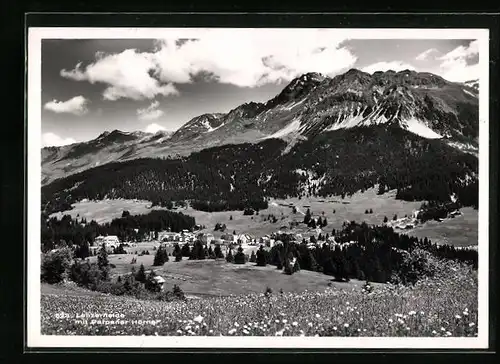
top-left (27, 27), bottom-right (490, 349)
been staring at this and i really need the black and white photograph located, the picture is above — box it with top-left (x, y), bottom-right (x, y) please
top-left (27, 26), bottom-right (490, 348)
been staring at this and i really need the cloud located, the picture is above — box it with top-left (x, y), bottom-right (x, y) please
top-left (60, 30), bottom-right (357, 98)
top-left (151, 32), bottom-right (357, 87)
top-left (137, 100), bottom-right (164, 121)
top-left (361, 61), bottom-right (416, 74)
top-left (415, 48), bottom-right (438, 61)
top-left (42, 132), bottom-right (77, 147)
top-left (144, 123), bottom-right (167, 134)
top-left (60, 50), bottom-right (179, 101)
top-left (437, 40), bottom-right (479, 82)
top-left (43, 96), bottom-right (89, 115)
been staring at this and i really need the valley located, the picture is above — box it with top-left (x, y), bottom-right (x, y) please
top-left (39, 67), bottom-right (481, 338)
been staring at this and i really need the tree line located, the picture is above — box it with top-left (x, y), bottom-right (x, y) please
top-left (41, 209), bottom-right (196, 252)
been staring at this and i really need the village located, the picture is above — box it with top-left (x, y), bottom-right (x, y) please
top-left (88, 205), bottom-right (464, 256)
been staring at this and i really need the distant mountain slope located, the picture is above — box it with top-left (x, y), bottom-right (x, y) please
top-left (42, 124), bottom-right (478, 216)
top-left (41, 69), bottom-right (479, 185)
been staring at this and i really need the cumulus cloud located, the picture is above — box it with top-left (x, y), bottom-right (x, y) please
top-left (60, 30), bottom-right (357, 99)
top-left (42, 132), bottom-right (77, 147)
top-left (415, 48), bottom-right (438, 61)
top-left (361, 61), bottom-right (416, 74)
top-left (437, 40), bottom-right (479, 82)
top-left (43, 96), bottom-right (89, 115)
top-left (151, 32), bottom-right (356, 87)
top-left (60, 50), bottom-right (179, 101)
top-left (144, 123), bottom-right (167, 134)
top-left (137, 100), bottom-right (164, 121)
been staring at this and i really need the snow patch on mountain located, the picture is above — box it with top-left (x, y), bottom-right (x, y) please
top-left (400, 118), bottom-right (443, 139)
top-left (263, 118), bottom-right (303, 139)
top-left (463, 88), bottom-right (478, 98)
top-left (283, 98), bottom-right (307, 111)
top-left (327, 108), bottom-right (366, 131)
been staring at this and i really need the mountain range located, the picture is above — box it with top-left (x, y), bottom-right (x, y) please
top-left (41, 69), bottom-right (479, 186)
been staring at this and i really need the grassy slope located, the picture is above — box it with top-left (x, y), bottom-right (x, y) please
top-left (41, 257), bottom-right (478, 337)
top-left (48, 188), bottom-right (478, 247)
top-left (72, 257), bottom-right (376, 298)
top-left (404, 207), bottom-right (478, 247)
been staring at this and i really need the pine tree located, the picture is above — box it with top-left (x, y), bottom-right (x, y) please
top-left (145, 270), bottom-right (159, 292)
top-left (181, 243), bottom-right (191, 257)
top-left (226, 249), bottom-right (234, 263)
top-left (97, 243), bottom-right (109, 280)
top-left (304, 208), bottom-right (312, 224)
top-left (256, 245), bottom-right (267, 266)
top-left (293, 258), bottom-right (301, 273)
top-left (234, 246), bottom-right (246, 264)
top-left (214, 244), bottom-right (224, 259)
top-left (153, 246), bottom-right (168, 266)
top-left (173, 243), bottom-right (181, 257)
top-left (383, 216), bottom-right (388, 223)
top-left (393, 214), bottom-right (398, 221)
top-left (136, 263), bottom-right (146, 283)
top-left (275, 250), bottom-right (283, 269)
top-left (249, 250), bottom-right (257, 263)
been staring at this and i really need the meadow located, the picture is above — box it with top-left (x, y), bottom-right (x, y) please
top-left (66, 257), bottom-right (376, 298)
top-left (405, 207), bottom-right (478, 247)
top-left (41, 256), bottom-right (478, 337)
top-left (49, 188), bottom-right (478, 248)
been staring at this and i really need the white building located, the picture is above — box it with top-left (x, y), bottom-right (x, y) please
top-left (153, 276), bottom-right (166, 290)
top-left (94, 235), bottom-right (120, 248)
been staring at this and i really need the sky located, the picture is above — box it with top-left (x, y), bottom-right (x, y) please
top-left (40, 33), bottom-right (480, 147)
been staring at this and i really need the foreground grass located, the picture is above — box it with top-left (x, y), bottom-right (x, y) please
top-left (41, 259), bottom-right (477, 337)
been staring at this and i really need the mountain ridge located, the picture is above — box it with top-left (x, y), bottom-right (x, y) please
top-left (42, 68), bottom-right (479, 185)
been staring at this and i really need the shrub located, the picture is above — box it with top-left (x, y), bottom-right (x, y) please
top-left (362, 281), bottom-right (373, 293)
top-left (243, 208), bottom-right (255, 216)
top-left (397, 249), bottom-right (439, 285)
top-left (173, 284), bottom-right (186, 300)
top-left (283, 259), bottom-right (294, 275)
top-left (41, 247), bottom-right (73, 284)
top-left (264, 286), bottom-right (273, 297)
top-left (69, 261), bottom-right (102, 290)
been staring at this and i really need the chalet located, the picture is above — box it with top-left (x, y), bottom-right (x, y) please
top-left (235, 234), bottom-right (253, 245)
top-left (89, 246), bottom-right (99, 255)
top-left (152, 276), bottom-right (166, 290)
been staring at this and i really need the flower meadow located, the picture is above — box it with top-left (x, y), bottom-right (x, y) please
top-left (41, 258), bottom-right (478, 337)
